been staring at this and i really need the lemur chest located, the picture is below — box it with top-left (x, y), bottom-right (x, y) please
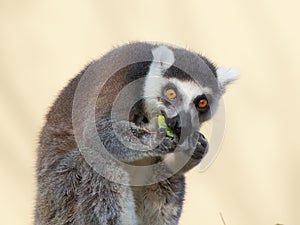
top-left (131, 185), bottom-right (169, 225)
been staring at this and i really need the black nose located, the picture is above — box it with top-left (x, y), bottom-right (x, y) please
top-left (165, 114), bottom-right (181, 136)
top-left (163, 111), bottom-right (193, 140)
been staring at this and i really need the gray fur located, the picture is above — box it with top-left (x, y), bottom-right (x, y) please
top-left (35, 42), bottom-right (237, 225)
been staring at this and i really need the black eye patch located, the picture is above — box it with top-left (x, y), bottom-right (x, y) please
top-left (194, 94), bottom-right (210, 113)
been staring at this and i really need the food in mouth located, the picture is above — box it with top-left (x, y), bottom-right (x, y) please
top-left (157, 115), bottom-right (174, 138)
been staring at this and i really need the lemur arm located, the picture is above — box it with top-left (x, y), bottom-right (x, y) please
top-left (176, 132), bottom-right (208, 174)
top-left (96, 119), bottom-right (178, 163)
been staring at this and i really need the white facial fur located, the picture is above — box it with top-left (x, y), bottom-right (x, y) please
top-left (143, 46), bottom-right (175, 117)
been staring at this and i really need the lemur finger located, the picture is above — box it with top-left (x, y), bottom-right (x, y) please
top-left (159, 138), bottom-right (176, 153)
top-left (198, 133), bottom-right (208, 149)
top-left (191, 142), bottom-right (208, 160)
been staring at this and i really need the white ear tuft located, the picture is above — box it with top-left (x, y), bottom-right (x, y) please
top-left (216, 67), bottom-right (240, 87)
top-left (151, 46), bottom-right (175, 68)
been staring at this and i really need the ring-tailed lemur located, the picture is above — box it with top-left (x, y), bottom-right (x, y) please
top-left (35, 42), bottom-right (238, 225)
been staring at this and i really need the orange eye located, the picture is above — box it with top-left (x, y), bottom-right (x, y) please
top-left (165, 89), bottom-right (177, 99)
top-left (198, 98), bottom-right (208, 108)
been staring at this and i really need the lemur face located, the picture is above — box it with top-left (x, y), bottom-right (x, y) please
top-left (143, 75), bottom-right (216, 141)
top-left (143, 46), bottom-right (215, 140)
top-left (142, 45), bottom-right (238, 141)
top-left (159, 78), bottom-right (214, 138)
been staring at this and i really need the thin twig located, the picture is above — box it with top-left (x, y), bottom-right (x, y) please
top-left (219, 212), bottom-right (227, 225)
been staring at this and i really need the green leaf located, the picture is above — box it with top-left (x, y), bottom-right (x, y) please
top-left (157, 115), bottom-right (174, 137)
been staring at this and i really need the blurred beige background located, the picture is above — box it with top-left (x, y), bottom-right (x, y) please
top-left (1, 0), bottom-right (299, 224)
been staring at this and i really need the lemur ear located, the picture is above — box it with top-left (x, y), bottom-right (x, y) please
top-left (151, 46), bottom-right (175, 67)
top-left (216, 67), bottom-right (239, 88)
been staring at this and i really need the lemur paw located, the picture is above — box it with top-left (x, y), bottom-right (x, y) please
top-left (190, 131), bottom-right (209, 160)
top-left (156, 128), bottom-right (179, 153)
top-left (142, 128), bottom-right (178, 153)
top-left (130, 125), bottom-right (178, 154)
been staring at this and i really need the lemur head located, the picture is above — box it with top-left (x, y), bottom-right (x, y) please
top-left (142, 45), bottom-right (238, 141)
top-left (96, 42), bottom-right (238, 145)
